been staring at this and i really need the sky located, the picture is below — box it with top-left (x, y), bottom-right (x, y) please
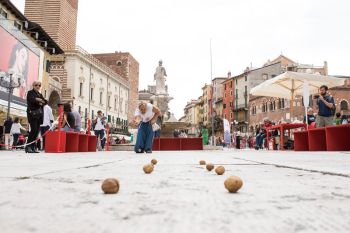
top-left (12, 0), bottom-right (350, 119)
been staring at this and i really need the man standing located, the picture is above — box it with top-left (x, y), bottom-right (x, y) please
top-left (93, 110), bottom-right (106, 150)
top-left (315, 85), bottom-right (335, 127)
top-left (3, 117), bottom-right (13, 150)
top-left (132, 102), bottom-right (161, 153)
top-left (40, 103), bottom-right (54, 150)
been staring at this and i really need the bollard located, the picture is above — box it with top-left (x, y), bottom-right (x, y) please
top-left (106, 125), bottom-right (110, 151)
top-left (57, 104), bottom-right (63, 151)
top-left (87, 119), bottom-right (91, 135)
top-left (57, 104), bottom-right (63, 131)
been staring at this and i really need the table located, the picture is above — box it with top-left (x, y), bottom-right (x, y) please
top-left (266, 123), bottom-right (307, 150)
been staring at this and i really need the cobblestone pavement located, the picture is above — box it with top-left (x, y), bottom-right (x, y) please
top-left (0, 150), bottom-right (349, 233)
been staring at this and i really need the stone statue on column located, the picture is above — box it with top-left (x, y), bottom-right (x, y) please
top-left (154, 60), bottom-right (167, 94)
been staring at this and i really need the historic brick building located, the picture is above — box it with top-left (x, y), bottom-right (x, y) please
top-left (221, 72), bottom-right (234, 125)
top-left (249, 77), bottom-right (350, 130)
top-left (24, 0), bottom-right (78, 50)
top-left (247, 56), bottom-right (350, 133)
top-left (92, 52), bottom-right (140, 121)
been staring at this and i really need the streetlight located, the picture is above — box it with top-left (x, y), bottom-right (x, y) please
top-left (0, 71), bottom-right (22, 119)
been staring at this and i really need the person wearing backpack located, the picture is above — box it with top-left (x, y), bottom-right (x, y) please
top-left (314, 85), bottom-right (335, 127)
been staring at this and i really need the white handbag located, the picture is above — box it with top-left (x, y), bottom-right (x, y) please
top-left (152, 123), bottom-right (160, 132)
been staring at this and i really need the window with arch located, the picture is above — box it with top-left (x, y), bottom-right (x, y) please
top-left (262, 103), bottom-right (267, 113)
top-left (277, 99), bottom-right (281, 109)
top-left (340, 100), bottom-right (348, 110)
top-left (116, 61), bottom-right (122, 66)
top-left (79, 82), bottom-right (83, 97)
top-left (281, 98), bottom-right (285, 109)
top-left (251, 106), bottom-right (257, 115)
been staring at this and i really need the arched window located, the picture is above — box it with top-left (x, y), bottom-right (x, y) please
top-left (340, 100), bottom-right (348, 110)
top-left (281, 98), bottom-right (285, 109)
top-left (277, 99), bottom-right (281, 109)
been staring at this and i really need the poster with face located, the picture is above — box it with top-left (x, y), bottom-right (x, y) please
top-left (0, 26), bottom-right (39, 107)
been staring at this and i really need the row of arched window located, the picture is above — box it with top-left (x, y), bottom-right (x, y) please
top-left (251, 98), bottom-right (286, 115)
top-left (251, 99), bottom-right (349, 115)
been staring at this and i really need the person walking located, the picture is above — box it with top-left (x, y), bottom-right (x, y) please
top-left (3, 117), bottom-right (13, 150)
top-left (10, 117), bottom-right (26, 149)
top-left (40, 103), bottom-right (54, 150)
top-left (93, 110), bottom-right (106, 150)
top-left (132, 102), bottom-right (161, 153)
top-left (314, 85), bottom-right (335, 127)
top-left (26, 81), bottom-right (46, 153)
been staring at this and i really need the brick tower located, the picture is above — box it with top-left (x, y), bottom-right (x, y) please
top-left (93, 52), bottom-right (140, 122)
top-left (24, 0), bottom-right (78, 50)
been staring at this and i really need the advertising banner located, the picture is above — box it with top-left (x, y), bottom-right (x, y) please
top-left (0, 26), bottom-right (40, 108)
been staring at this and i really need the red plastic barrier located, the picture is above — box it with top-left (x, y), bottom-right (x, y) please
top-left (152, 138), bottom-right (160, 151)
top-left (65, 132), bottom-right (79, 152)
top-left (152, 138), bottom-right (203, 151)
top-left (106, 127), bottom-right (110, 151)
top-left (308, 128), bottom-right (327, 151)
top-left (160, 138), bottom-right (181, 150)
top-left (45, 131), bottom-right (66, 153)
top-left (181, 138), bottom-right (203, 150)
top-left (78, 134), bottom-right (89, 152)
top-left (88, 135), bottom-right (97, 152)
top-left (294, 131), bottom-right (309, 151)
top-left (87, 119), bottom-right (91, 135)
top-left (326, 124), bottom-right (350, 151)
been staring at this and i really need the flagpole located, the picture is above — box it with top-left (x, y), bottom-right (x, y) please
top-left (210, 39), bottom-right (214, 146)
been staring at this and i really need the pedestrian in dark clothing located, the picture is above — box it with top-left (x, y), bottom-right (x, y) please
top-left (26, 81), bottom-right (47, 153)
top-left (3, 117), bottom-right (13, 150)
top-left (314, 85), bottom-right (335, 127)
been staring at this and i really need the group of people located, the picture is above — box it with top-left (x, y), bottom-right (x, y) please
top-left (1, 79), bottom-right (123, 152)
top-left (26, 81), bottom-right (85, 153)
top-left (254, 85), bottom-right (349, 150)
top-left (2, 116), bottom-right (26, 150)
top-left (1, 81), bottom-right (83, 153)
top-left (173, 129), bottom-right (187, 138)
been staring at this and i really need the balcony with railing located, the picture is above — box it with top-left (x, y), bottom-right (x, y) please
top-left (232, 104), bottom-right (249, 112)
top-left (63, 46), bottom-right (130, 87)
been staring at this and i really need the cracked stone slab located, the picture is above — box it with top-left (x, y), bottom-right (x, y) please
top-left (0, 150), bottom-right (349, 233)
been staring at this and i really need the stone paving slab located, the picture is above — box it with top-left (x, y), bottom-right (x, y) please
top-left (0, 150), bottom-right (349, 233)
top-left (230, 150), bottom-right (350, 176)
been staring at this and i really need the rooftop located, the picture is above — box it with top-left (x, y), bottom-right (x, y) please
top-left (0, 0), bottom-right (64, 55)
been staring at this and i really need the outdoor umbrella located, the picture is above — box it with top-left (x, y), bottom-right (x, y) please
top-left (250, 71), bottom-right (344, 120)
